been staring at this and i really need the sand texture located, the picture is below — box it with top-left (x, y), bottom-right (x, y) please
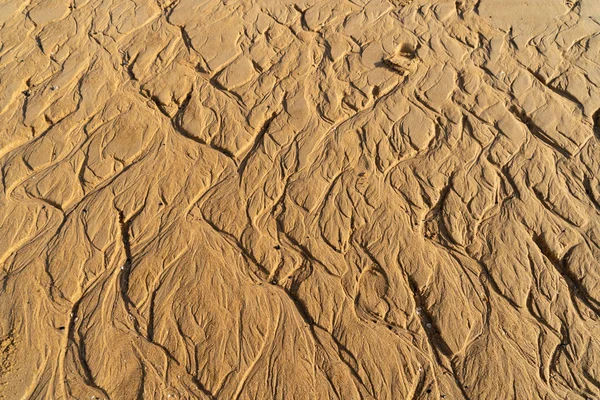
top-left (1, 0), bottom-right (600, 398)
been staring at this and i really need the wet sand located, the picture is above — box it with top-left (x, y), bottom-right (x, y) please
top-left (1, 0), bottom-right (600, 398)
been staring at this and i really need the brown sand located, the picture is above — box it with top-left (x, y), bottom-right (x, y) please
top-left (1, 0), bottom-right (600, 398)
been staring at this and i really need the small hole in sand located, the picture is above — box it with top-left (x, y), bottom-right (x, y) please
top-left (399, 43), bottom-right (415, 57)
top-left (593, 108), bottom-right (600, 138)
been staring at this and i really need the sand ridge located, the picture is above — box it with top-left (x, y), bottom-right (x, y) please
top-left (0, 0), bottom-right (600, 398)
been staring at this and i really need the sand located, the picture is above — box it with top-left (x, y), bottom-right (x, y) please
top-left (0, 0), bottom-right (599, 398)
